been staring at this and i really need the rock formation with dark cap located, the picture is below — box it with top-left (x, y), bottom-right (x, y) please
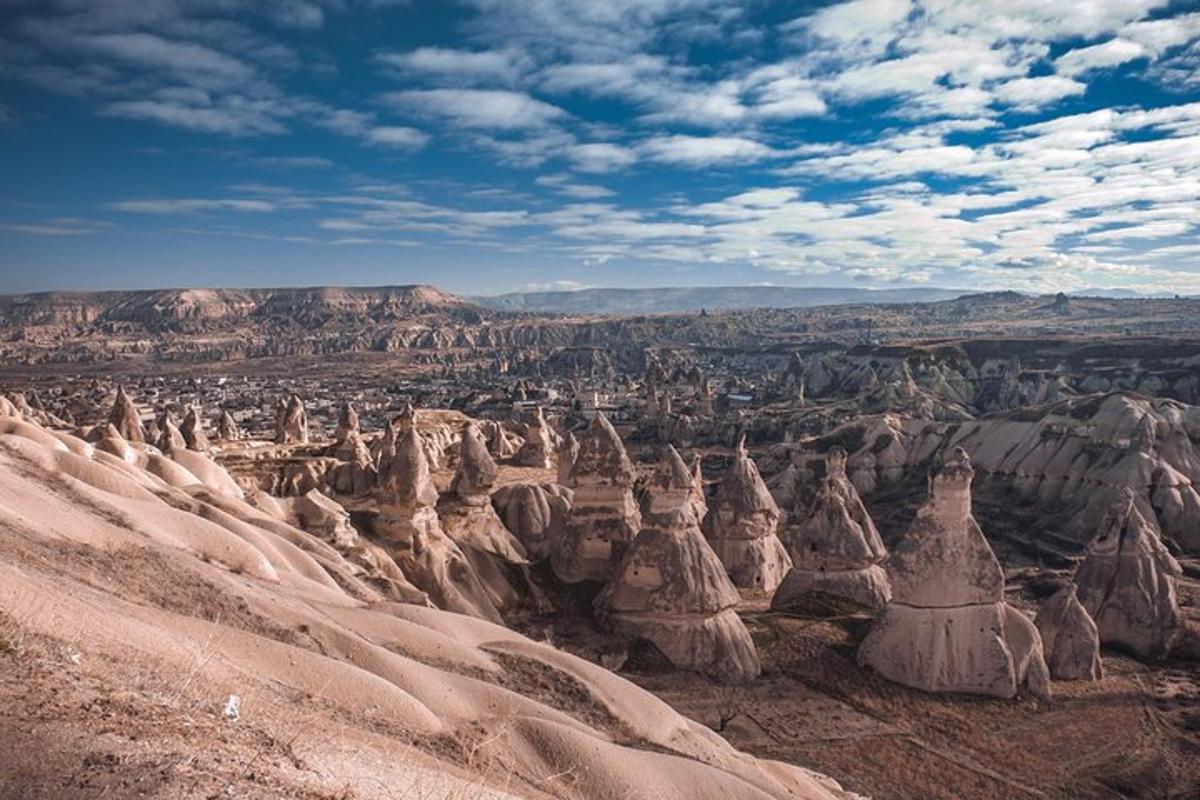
top-left (702, 438), bottom-right (791, 592)
top-left (858, 448), bottom-right (1051, 699)
top-left (551, 412), bottom-right (641, 583)
top-left (596, 446), bottom-right (760, 683)
top-left (773, 447), bottom-right (890, 614)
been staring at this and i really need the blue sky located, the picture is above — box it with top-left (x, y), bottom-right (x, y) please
top-left (1, 0), bottom-right (1199, 296)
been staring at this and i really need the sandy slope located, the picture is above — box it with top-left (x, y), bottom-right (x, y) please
top-left (0, 413), bottom-right (854, 800)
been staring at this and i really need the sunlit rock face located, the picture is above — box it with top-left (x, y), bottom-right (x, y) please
top-left (373, 423), bottom-right (504, 623)
top-left (180, 405), bottom-right (209, 452)
top-left (772, 447), bottom-right (890, 614)
top-left (552, 412), bottom-right (641, 584)
top-left (1073, 490), bottom-right (1184, 659)
top-left (903, 393), bottom-right (1200, 554)
top-left (157, 416), bottom-right (186, 454)
top-left (334, 401), bottom-right (359, 444)
top-left (596, 446), bottom-right (760, 684)
top-left (859, 449), bottom-right (1051, 699)
top-left (1035, 584), bottom-right (1103, 681)
top-left (440, 422), bottom-right (528, 563)
top-left (217, 409), bottom-right (241, 441)
top-left (514, 405), bottom-right (556, 469)
top-left (108, 385), bottom-right (145, 443)
top-left (492, 482), bottom-right (571, 562)
top-left (702, 438), bottom-right (791, 592)
top-left (274, 394), bottom-right (308, 445)
top-left (556, 430), bottom-right (579, 485)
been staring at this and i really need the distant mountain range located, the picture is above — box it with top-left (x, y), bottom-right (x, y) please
top-left (472, 285), bottom-right (972, 314)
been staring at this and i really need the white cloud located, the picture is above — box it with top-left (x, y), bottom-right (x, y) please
top-left (383, 89), bottom-right (567, 128)
top-left (376, 47), bottom-right (526, 84)
top-left (0, 218), bottom-right (110, 236)
top-left (566, 142), bottom-right (637, 172)
top-left (535, 173), bottom-right (615, 198)
top-left (992, 75), bottom-right (1087, 109)
top-left (1055, 38), bottom-right (1147, 76)
top-left (639, 135), bottom-right (776, 166)
top-left (34, 29), bottom-right (254, 88)
top-left (108, 198), bottom-right (275, 214)
top-left (363, 125), bottom-right (430, 149)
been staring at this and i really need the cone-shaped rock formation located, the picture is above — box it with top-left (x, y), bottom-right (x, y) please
top-left (108, 386), bottom-right (145, 443)
top-left (596, 446), bottom-right (760, 683)
top-left (1035, 584), bottom-right (1103, 680)
top-left (335, 402), bottom-right (359, 444)
top-left (1073, 490), bottom-right (1183, 659)
top-left (180, 405), bottom-right (209, 452)
top-left (858, 449), bottom-right (1051, 699)
top-left (556, 430), bottom-right (579, 485)
top-left (217, 410), bottom-right (241, 441)
top-left (773, 447), bottom-right (890, 613)
top-left (275, 394), bottom-right (308, 445)
top-left (374, 424), bottom-right (504, 622)
top-left (441, 423), bottom-right (527, 563)
top-left (515, 406), bottom-right (554, 468)
top-left (551, 412), bottom-right (641, 583)
top-left (702, 438), bottom-right (791, 591)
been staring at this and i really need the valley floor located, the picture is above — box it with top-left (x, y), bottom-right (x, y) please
top-left (635, 606), bottom-right (1200, 800)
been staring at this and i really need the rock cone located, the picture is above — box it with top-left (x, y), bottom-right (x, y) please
top-left (275, 394), bottom-right (308, 445)
top-left (515, 406), bottom-right (554, 468)
top-left (180, 405), bottom-right (209, 452)
top-left (108, 386), bottom-right (145, 443)
top-left (702, 438), bottom-right (791, 591)
top-left (858, 448), bottom-right (1051, 699)
top-left (335, 402), bottom-right (359, 444)
top-left (374, 425), bottom-right (503, 622)
top-left (441, 423), bottom-right (527, 563)
top-left (217, 410), bottom-right (241, 441)
top-left (552, 412), bottom-right (641, 583)
top-left (1036, 584), bottom-right (1102, 680)
top-left (1073, 490), bottom-right (1183, 659)
top-left (596, 446), bottom-right (760, 683)
top-left (157, 415), bottom-right (186, 454)
top-left (556, 430), bottom-right (579, 485)
top-left (773, 447), bottom-right (890, 614)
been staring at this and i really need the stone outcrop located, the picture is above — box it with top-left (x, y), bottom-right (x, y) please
top-left (275, 394), bottom-right (308, 445)
top-left (1073, 490), bottom-right (1184, 659)
top-left (552, 412), bottom-right (641, 584)
top-left (1035, 584), bottom-right (1103, 680)
top-left (371, 418), bottom-right (399, 475)
top-left (291, 489), bottom-right (359, 548)
top-left (217, 410), bottom-right (241, 441)
top-left (514, 406), bottom-right (554, 468)
top-left (904, 393), bottom-right (1200, 553)
top-left (157, 416), bottom-right (186, 453)
top-left (180, 405), bottom-right (209, 452)
top-left (858, 449), bottom-right (1051, 699)
top-left (330, 431), bottom-right (376, 495)
top-left (702, 438), bottom-right (791, 592)
top-left (773, 447), bottom-right (890, 614)
top-left (688, 455), bottom-right (708, 522)
top-left (492, 483), bottom-right (571, 562)
top-left (441, 423), bottom-right (527, 563)
top-left (374, 424), bottom-right (504, 623)
top-left (335, 402), bottom-right (359, 444)
top-left (556, 430), bottom-right (579, 485)
top-left (108, 385), bottom-right (145, 443)
top-left (482, 419), bottom-right (520, 459)
top-left (595, 446), bottom-right (760, 683)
